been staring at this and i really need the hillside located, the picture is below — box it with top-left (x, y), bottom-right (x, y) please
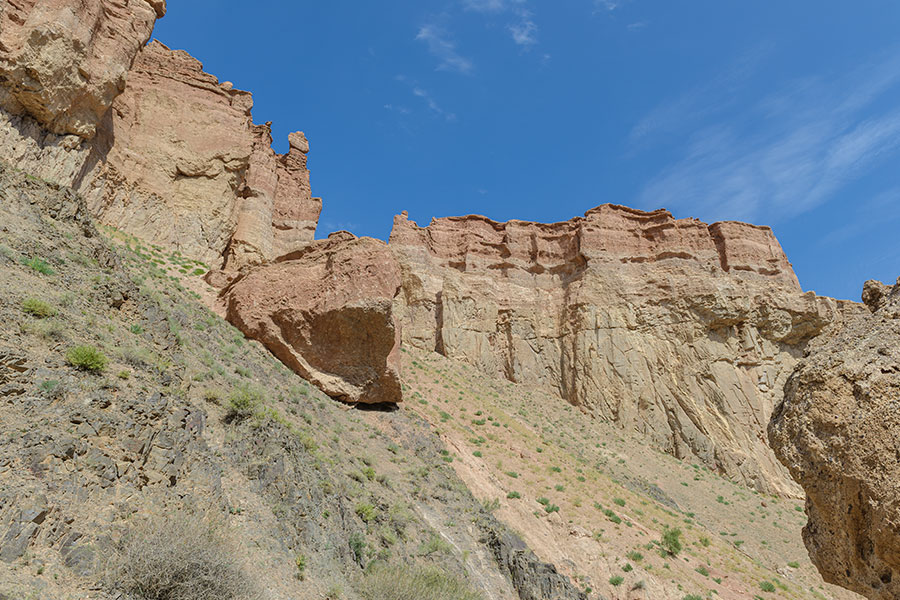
top-left (0, 162), bottom-right (581, 600)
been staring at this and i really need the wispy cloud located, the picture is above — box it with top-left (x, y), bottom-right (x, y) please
top-left (820, 187), bottom-right (900, 246)
top-left (416, 25), bottom-right (473, 74)
top-left (462, 0), bottom-right (508, 12)
top-left (637, 50), bottom-right (900, 224)
top-left (413, 87), bottom-right (457, 121)
top-left (460, 0), bottom-right (538, 48)
top-left (629, 44), bottom-right (773, 144)
top-left (508, 15), bottom-right (538, 46)
top-left (626, 21), bottom-right (647, 31)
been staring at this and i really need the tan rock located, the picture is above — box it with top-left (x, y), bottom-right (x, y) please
top-left (223, 232), bottom-right (402, 404)
top-left (0, 0), bottom-right (165, 139)
top-left (769, 278), bottom-right (900, 599)
top-left (391, 204), bottom-right (837, 494)
top-left (76, 41), bottom-right (321, 268)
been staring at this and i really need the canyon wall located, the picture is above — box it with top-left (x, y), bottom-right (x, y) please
top-left (391, 205), bottom-right (840, 494)
top-left (770, 279), bottom-right (899, 599)
top-left (0, 4), bottom-right (320, 270)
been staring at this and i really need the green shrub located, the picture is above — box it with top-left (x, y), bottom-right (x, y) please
top-left (759, 581), bottom-right (776, 593)
top-left (226, 385), bottom-right (264, 422)
top-left (356, 503), bottom-right (378, 524)
top-left (66, 345), bottom-right (108, 373)
top-left (107, 511), bottom-right (255, 600)
top-left (22, 298), bottom-right (57, 318)
top-left (419, 534), bottom-right (452, 556)
top-left (609, 576), bottom-right (624, 586)
top-left (358, 563), bottom-right (482, 600)
top-left (660, 527), bottom-right (682, 556)
top-left (695, 566), bottom-right (709, 576)
top-left (506, 491), bottom-right (521, 499)
top-left (295, 554), bottom-right (307, 580)
top-left (626, 551), bottom-right (643, 562)
top-left (22, 256), bottom-right (54, 275)
top-left (613, 497), bottom-right (626, 507)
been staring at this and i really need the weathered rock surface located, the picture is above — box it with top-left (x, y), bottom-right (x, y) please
top-left (0, 25), bottom-right (321, 270)
top-left (392, 204), bottom-right (839, 494)
top-left (223, 232), bottom-right (403, 404)
top-left (769, 278), bottom-right (900, 599)
top-left (0, 0), bottom-right (165, 139)
top-left (79, 41), bottom-right (321, 267)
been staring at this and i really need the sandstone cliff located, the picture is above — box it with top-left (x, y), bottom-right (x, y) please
top-left (0, 3), bottom-right (321, 270)
top-left (769, 279), bottom-right (900, 600)
top-left (392, 205), bottom-right (839, 494)
top-left (0, 0), bottom-right (165, 139)
top-left (79, 41), bottom-right (322, 268)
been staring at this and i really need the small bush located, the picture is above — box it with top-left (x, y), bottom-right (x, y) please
top-left (358, 563), bottom-right (483, 600)
top-left (609, 576), bottom-right (624, 586)
top-left (613, 498), bottom-right (626, 507)
top-left (419, 534), bottom-right (452, 556)
top-left (226, 385), bottom-right (264, 422)
top-left (107, 511), bottom-right (255, 600)
top-left (660, 527), bottom-right (683, 556)
top-left (506, 491), bottom-right (521, 499)
top-left (759, 581), bottom-right (776, 593)
top-left (356, 503), bottom-right (378, 524)
top-left (66, 345), bottom-right (108, 373)
top-left (22, 298), bottom-right (57, 318)
top-left (22, 256), bottom-right (54, 275)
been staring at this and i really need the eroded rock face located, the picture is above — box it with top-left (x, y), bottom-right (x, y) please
top-left (769, 278), bottom-right (900, 599)
top-left (392, 204), bottom-right (838, 494)
top-left (0, 0), bottom-right (165, 139)
top-left (223, 232), bottom-right (402, 404)
top-left (79, 41), bottom-right (321, 267)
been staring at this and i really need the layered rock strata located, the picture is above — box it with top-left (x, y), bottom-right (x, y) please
top-left (79, 41), bottom-right (322, 267)
top-left (223, 232), bottom-right (403, 405)
top-left (769, 278), bottom-right (900, 600)
top-left (391, 204), bottom-right (839, 494)
top-left (0, 5), bottom-right (321, 270)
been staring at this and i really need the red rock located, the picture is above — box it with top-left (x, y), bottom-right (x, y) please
top-left (223, 232), bottom-right (402, 404)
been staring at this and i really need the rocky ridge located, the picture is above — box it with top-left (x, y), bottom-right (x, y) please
top-left (391, 205), bottom-right (840, 494)
top-left (0, 7), bottom-right (321, 270)
top-left (770, 278), bottom-right (900, 600)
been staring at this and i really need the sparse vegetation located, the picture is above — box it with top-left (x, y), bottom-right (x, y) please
top-left (358, 563), bottom-right (483, 600)
top-left (22, 297), bottom-right (57, 317)
top-left (66, 345), bottom-right (108, 372)
top-left (107, 511), bottom-right (255, 600)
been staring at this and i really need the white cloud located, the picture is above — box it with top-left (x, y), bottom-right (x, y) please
top-left (413, 87), bottom-right (457, 121)
top-left (462, 0), bottom-right (507, 12)
top-left (416, 25), bottom-right (474, 74)
top-left (637, 51), bottom-right (900, 224)
top-left (508, 17), bottom-right (537, 46)
top-left (629, 44), bottom-right (772, 144)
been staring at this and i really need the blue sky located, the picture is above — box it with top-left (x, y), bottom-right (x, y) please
top-left (153, 2), bottom-right (900, 300)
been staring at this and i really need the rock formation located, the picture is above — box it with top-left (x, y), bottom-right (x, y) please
top-left (0, 0), bottom-right (165, 138)
top-left (0, 4), bottom-right (321, 270)
top-left (769, 278), bottom-right (900, 599)
top-left (79, 41), bottom-right (322, 267)
top-left (391, 205), bottom-right (839, 494)
top-left (223, 232), bottom-right (403, 405)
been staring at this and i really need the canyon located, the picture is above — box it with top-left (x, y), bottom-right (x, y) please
top-left (0, 2), bottom-right (895, 600)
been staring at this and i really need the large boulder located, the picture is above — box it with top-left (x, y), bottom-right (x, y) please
top-left (769, 278), bottom-right (900, 599)
top-left (223, 232), bottom-right (402, 404)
